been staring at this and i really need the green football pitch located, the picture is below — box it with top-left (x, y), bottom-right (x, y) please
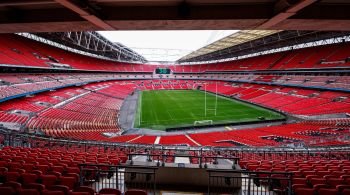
top-left (134, 90), bottom-right (285, 130)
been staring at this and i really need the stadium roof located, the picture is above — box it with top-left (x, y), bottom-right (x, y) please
top-left (178, 30), bottom-right (350, 63)
top-left (180, 30), bottom-right (281, 61)
top-left (0, 0), bottom-right (350, 32)
top-left (31, 31), bottom-right (147, 63)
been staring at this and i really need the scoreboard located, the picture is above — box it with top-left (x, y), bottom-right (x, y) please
top-left (155, 68), bottom-right (171, 74)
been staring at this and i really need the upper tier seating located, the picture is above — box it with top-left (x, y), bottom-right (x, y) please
top-left (0, 73), bottom-right (137, 100)
top-left (0, 34), bottom-right (350, 72)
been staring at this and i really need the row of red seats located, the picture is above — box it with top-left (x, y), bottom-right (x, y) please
top-left (0, 73), bottom-right (136, 100)
top-left (0, 34), bottom-right (152, 72)
top-left (0, 82), bottom-right (133, 131)
top-left (203, 82), bottom-right (350, 115)
top-left (26, 83), bottom-right (135, 135)
top-left (175, 73), bottom-right (350, 90)
top-left (241, 159), bottom-right (350, 195)
top-left (187, 122), bottom-right (350, 147)
top-left (0, 146), bottom-right (148, 194)
top-left (1, 34), bottom-right (350, 72)
top-left (1, 79), bottom-right (349, 147)
top-left (0, 181), bottom-right (146, 195)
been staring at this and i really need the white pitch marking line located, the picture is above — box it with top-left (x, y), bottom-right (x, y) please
top-left (167, 110), bottom-right (174, 120)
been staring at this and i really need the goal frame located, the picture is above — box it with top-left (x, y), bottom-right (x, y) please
top-left (194, 120), bottom-right (213, 126)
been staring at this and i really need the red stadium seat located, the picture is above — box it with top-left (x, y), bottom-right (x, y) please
top-left (318, 188), bottom-right (338, 195)
top-left (40, 175), bottom-right (58, 188)
top-left (98, 188), bottom-right (122, 195)
top-left (0, 187), bottom-right (16, 195)
top-left (73, 186), bottom-right (95, 195)
top-left (124, 189), bottom-right (148, 195)
top-left (0, 181), bottom-right (22, 192)
top-left (294, 188), bottom-right (314, 195)
top-left (22, 173), bottom-right (39, 184)
top-left (59, 176), bottom-right (76, 190)
top-left (42, 191), bottom-right (65, 195)
top-left (18, 189), bottom-right (40, 195)
top-left (47, 185), bottom-right (69, 195)
top-left (6, 172), bottom-right (21, 182)
top-left (70, 192), bottom-right (90, 195)
top-left (23, 183), bottom-right (46, 193)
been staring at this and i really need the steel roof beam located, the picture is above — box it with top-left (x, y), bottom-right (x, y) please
top-left (256, 0), bottom-right (317, 29)
top-left (54, 0), bottom-right (115, 30)
top-left (0, 0), bottom-right (54, 6)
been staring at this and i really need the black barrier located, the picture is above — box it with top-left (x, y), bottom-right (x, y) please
top-left (207, 169), bottom-right (293, 195)
top-left (78, 163), bottom-right (293, 195)
top-left (127, 152), bottom-right (240, 168)
top-left (79, 163), bottom-right (157, 194)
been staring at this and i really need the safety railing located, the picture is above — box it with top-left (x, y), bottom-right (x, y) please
top-left (207, 169), bottom-right (293, 195)
top-left (127, 152), bottom-right (240, 168)
top-left (79, 163), bottom-right (157, 194)
top-left (78, 163), bottom-right (293, 195)
top-left (1, 128), bottom-right (350, 162)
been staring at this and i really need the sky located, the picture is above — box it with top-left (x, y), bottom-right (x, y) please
top-left (98, 30), bottom-right (238, 62)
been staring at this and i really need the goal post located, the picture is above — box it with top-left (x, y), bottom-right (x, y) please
top-left (203, 81), bottom-right (218, 117)
top-left (194, 120), bottom-right (213, 126)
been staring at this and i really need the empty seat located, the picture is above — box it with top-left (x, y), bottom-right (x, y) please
top-left (18, 189), bottom-right (40, 195)
top-left (64, 173), bottom-right (79, 183)
top-left (6, 172), bottom-right (21, 182)
top-left (8, 162), bottom-right (22, 171)
top-left (0, 161), bottom-right (9, 167)
top-left (0, 187), bottom-right (16, 195)
top-left (22, 173), bottom-right (39, 184)
top-left (0, 167), bottom-right (8, 176)
top-left (69, 192), bottom-right (90, 195)
top-left (293, 178), bottom-right (307, 185)
top-left (42, 191), bottom-right (65, 195)
top-left (37, 165), bottom-right (50, 174)
top-left (312, 184), bottom-right (328, 191)
top-left (318, 188), bottom-right (338, 195)
top-left (0, 182), bottom-right (22, 192)
top-left (73, 186), bottom-right (95, 195)
top-left (343, 189), bottom-right (350, 195)
top-left (328, 178), bottom-right (344, 188)
top-left (23, 183), bottom-right (45, 193)
top-left (124, 189), bottom-right (148, 195)
top-left (59, 176), bottom-right (76, 190)
top-left (66, 167), bottom-right (80, 174)
top-left (317, 171), bottom-right (331, 177)
top-left (23, 164), bottom-right (35, 172)
top-left (47, 171), bottom-right (61, 178)
top-left (52, 166), bottom-right (64, 174)
top-left (47, 185), bottom-right (69, 195)
top-left (31, 170), bottom-right (43, 177)
top-left (336, 185), bottom-right (350, 192)
top-left (292, 184), bottom-right (309, 191)
top-left (40, 175), bottom-right (58, 188)
top-left (99, 188), bottom-right (122, 195)
top-left (310, 178), bottom-right (327, 186)
top-left (295, 188), bottom-right (314, 195)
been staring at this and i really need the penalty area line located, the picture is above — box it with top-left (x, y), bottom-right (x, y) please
top-left (167, 110), bottom-right (175, 120)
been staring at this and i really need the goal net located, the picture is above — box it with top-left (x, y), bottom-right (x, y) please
top-left (194, 120), bottom-right (213, 126)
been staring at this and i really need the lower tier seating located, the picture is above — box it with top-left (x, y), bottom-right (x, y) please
top-left (0, 79), bottom-right (349, 147)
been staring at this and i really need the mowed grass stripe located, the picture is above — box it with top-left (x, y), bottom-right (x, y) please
top-left (134, 90), bottom-right (285, 130)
